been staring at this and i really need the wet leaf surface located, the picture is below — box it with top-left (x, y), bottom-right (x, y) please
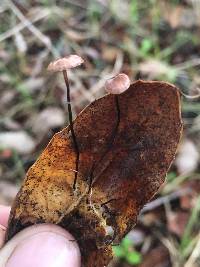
top-left (6, 80), bottom-right (182, 267)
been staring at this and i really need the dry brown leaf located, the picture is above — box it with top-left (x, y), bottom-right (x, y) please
top-left (140, 245), bottom-right (170, 267)
top-left (180, 179), bottom-right (200, 210)
top-left (102, 46), bottom-right (121, 62)
top-left (5, 80), bottom-right (182, 267)
top-left (167, 211), bottom-right (189, 237)
top-left (161, 2), bottom-right (199, 28)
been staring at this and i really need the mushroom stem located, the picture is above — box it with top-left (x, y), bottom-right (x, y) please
top-left (88, 95), bottom-right (121, 192)
top-left (62, 70), bottom-right (79, 190)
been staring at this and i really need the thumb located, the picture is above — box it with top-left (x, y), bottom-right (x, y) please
top-left (0, 224), bottom-right (81, 267)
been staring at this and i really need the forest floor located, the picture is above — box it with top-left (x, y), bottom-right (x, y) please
top-left (0, 1), bottom-right (200, 266)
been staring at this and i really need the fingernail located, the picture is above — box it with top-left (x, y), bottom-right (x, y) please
top-left (6, 231), bottom-right (81, 267)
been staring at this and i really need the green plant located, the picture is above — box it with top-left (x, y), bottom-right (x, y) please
top-left (180, 196), bottom-right (200, 253)
top-left (113, 237), bottom-right (142, 265)
top-left (139, 38), bottom-right (155, 57)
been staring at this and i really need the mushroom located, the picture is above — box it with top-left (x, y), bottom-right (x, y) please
top-left (104, 73), bottom-right (131, 149)
top-left (105, 73), bottom-right (130, 95)
top-left (96, 73), bottom-right (131, 177)
top-left (47, 55), bottom-right (84, 72)
top-left (47, 55), bottom-right (84, 189)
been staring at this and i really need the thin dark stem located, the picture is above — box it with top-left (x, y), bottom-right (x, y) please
top-left (88, 95), bottom-right (121, 191)
top-left (63, 70), bottom-right (80, 190)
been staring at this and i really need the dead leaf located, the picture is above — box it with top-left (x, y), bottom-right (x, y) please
top-left (180, 179), bottom-right (200, 210)
top-left (167, 211), bottom-right (189, 237)
top-left (140, 245), bottom-right (170, 267)
top-left (65, 29), bottom-right (91, 42)
top-left (5, 80), bottom-right (182, 267)
top-left (102, 46), bottom-right (121, 62)
top-left (161, 2), bottom-right (199, 29)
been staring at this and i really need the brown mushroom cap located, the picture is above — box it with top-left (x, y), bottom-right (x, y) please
top-left (105, 73), bottom-right (131, 94)
top-left (47, 55), bottom-right (84, 72)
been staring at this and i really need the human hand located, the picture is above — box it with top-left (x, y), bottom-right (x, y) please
top-left (0, 205), bottom-right (81, 267)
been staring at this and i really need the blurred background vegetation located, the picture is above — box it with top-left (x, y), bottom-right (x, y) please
top-left (0, 0), bottom-right (200, 266)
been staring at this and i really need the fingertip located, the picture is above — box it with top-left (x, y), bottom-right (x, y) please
top-left (0, 225), bottom-right (6, 249)
top-left (0, 206), bottom-right (11, 227)
top-left (0, 224), bottom-right (81, 267)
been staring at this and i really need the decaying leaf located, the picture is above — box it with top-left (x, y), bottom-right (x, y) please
top-left (5, 80), bottom-right (182, 267)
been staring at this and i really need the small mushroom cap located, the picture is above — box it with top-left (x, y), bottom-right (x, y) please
top-left (105, 73), bottom-right (131, 94)
top-left (47, 55), bottom-right (84, 72)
